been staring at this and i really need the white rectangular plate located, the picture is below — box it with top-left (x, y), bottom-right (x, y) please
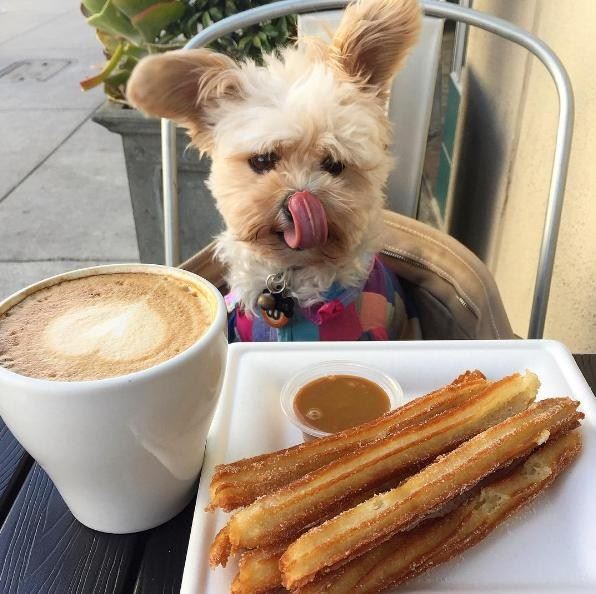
top-left (180, 340), bottom-right (596, 594)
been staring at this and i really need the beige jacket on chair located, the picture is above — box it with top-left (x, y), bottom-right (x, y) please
top-left (180, 210), bottom-right (513, 340)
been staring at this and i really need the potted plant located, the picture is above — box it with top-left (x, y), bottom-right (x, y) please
top-left (81, 0), bottom-right (295, 263)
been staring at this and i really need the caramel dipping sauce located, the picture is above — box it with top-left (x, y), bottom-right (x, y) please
top-left (293, 374), bottom-right (391, 434)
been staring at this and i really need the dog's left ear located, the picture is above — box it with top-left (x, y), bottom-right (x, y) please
top-left (126, 49), bottom-right (242, 151)
top-left (330, 0), bottom-right (421, 96)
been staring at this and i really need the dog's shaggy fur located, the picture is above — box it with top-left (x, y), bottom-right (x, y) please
top-left (127, 0), bottom-right (421, 314)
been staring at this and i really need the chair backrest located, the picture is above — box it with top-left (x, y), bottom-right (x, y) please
top-left (298, 11), bottom-right (444, 218)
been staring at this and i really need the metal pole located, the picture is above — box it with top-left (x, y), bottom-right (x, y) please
top-left (161, 0), bottom-right (574, 338)
top-left (161, 117), bottom-right (179, 266)
top-left (451, 0), bottom-right (470, 82)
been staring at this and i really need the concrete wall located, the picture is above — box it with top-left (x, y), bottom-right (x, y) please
top-left (449, 0), bottom-right (595, 351)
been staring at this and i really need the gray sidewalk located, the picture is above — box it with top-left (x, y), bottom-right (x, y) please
top-left (0, 0), bottom-right (139, 300)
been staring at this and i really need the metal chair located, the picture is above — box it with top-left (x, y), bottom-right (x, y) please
top-left (161, 0), bottom-right (573, 339)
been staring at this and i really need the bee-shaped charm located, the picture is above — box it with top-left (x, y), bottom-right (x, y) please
top-left (257, 290), bottom-right (295, 328)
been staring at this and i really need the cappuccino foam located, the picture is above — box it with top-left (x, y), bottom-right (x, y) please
top-left (0, 272), bottom-right (214, 381)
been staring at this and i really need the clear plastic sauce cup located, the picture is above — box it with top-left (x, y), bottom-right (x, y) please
top-left (280, 361), bottom-right (404, 441)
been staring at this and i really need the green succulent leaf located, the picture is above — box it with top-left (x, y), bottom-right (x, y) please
top-left (201, 10), bottom-right (212, 28)
top-left (95, 28), bottom-right (121, 53)
top-left (80, 40), bottom-right (125, 90)
top-left (104, 69), bottom-right (131, 87)
top-left (237, 35), bottom-right (251, 50)
top-left (82, 0), bottom-right (110, 13)
top-left (84, 0), bottom-right (141, 44)
top-left (208, 6), bottom-right (222, 20)
top-left (185, 12), bottom-right (202, 33)
top-left (111, 0), bottom-right (165, 18)
top-left (128, 2), bottom-right (187, 42)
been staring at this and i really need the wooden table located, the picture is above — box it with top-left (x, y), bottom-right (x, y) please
top-left (0, 355), bottom-right (593, 593)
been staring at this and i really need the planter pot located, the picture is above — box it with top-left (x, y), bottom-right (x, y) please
top-left (93, 102), bottom-right (223, 264)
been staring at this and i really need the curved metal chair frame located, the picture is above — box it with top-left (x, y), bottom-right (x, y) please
top-left (160, 0), bottom-right (574, 339)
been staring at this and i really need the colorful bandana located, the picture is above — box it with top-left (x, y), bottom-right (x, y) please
top-left (226, 257), bottom-right (420, 342)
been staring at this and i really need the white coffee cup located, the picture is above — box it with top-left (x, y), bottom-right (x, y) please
top-left (0, 264), bottom-right (227, 533)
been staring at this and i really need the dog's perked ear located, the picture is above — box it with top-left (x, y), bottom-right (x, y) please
top-left (126, 49), bottom-right (242, 149)
top-left (330, 0), bottom-right (421, 96)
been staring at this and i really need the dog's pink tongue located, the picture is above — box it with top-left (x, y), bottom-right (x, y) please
top-left (284, 191), bottom-right (328, 249)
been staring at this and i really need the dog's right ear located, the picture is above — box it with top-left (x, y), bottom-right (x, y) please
top-left (331, 0), bottom-right (421, 97)
top-left (126, 49), bottom-right (242, 150)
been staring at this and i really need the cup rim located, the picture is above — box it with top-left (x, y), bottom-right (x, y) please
top-left (0, 263), bottom-right (227, 388)
top-left (280, 360), bottom-right (404, 439)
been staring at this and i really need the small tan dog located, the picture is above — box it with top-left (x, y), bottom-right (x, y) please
top-left (127, 0), bottom-right (421, 342)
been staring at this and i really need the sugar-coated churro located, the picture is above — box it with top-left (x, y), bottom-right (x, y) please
top-left (209, 525), bottom-right (232, 570)
top-left (229, 429), bottom-right (583, 594)
top-left (215, 372), bottom-right (538, 561)
top-left (296, 430), bottom-right (581, 594)
top-left (228, 475), bottom-right (413, 590)
top-left (280, 397), bottom-right (583, 589)
top-left (232, 543), bottom-right (288, 594)
top-left (209, 371), bottom-right (488, 511)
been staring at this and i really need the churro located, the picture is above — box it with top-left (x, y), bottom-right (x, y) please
top-left (215, 372), bottom-right (538, 560)
top-left (232, 544), bottom-right (288, 594)
top-left (209, 525), bottom-right (232, 570)
top-left (280, 397), bottom-right (582, 589)
top-left (209, 371), bottom-right (488, 511)
top-left (228, 476), bottom-right (412, 591)
top-left (296, 430), bottom-right (582, 594)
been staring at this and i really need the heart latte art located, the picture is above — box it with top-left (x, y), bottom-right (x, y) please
top-left (0, 272), bottom-right (214, 381)
top-left (44, 302), bottom-right (168, 360)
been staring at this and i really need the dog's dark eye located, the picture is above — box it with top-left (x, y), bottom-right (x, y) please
top-left (321, 155), bottom-right (345, 176)
top-left (248, 152), bottom-right (278, 174)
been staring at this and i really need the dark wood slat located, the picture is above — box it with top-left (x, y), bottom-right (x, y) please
top-left (0, 419), bottom-right (31, 522)
top-left (133, 498), bottom-right (195, 594)
top-left (574, 354), bottom-right (596, 395)
top-left (0, 421), bottom-right (26, 497)
top-left (0, 463), bottom-right (139, 594)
